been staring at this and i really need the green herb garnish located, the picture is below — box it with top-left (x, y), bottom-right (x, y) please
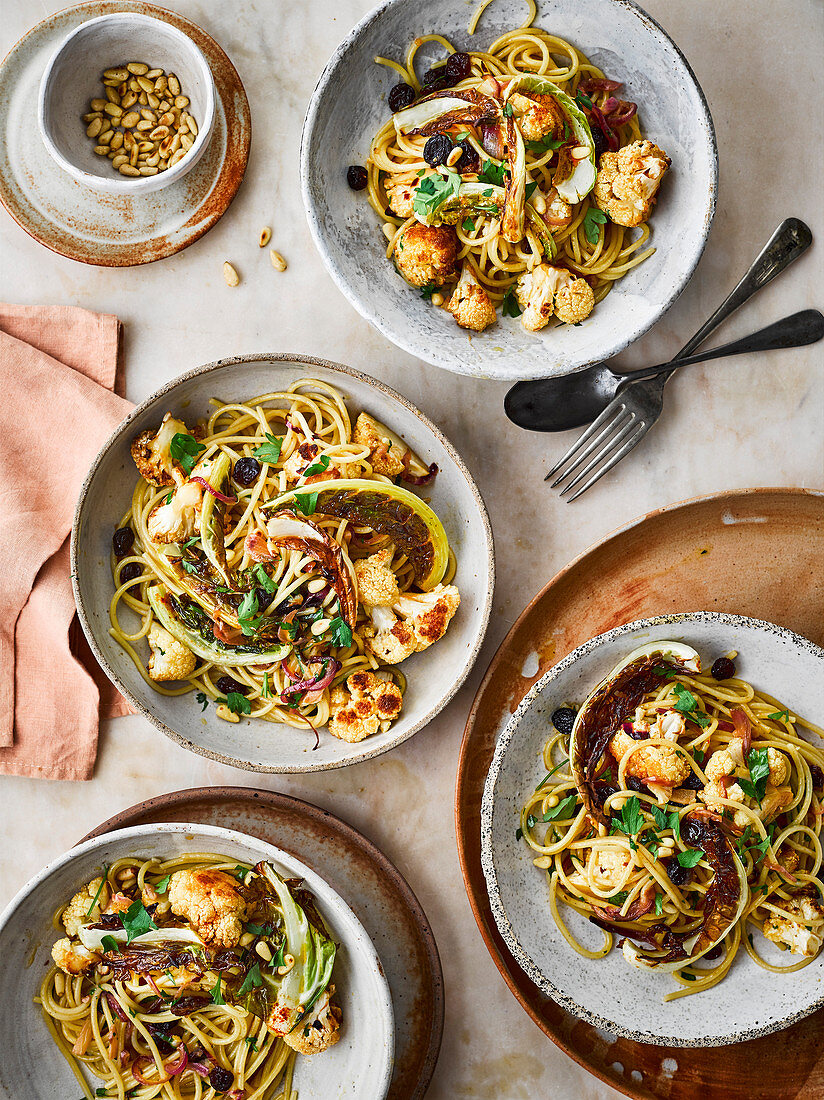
top-left (525, 135), bottom-right (566, 156)
top-left (238, 963), bottom-right (263, 994)
top-left (155, 874), bottom-right (171, 894)
top-left (253, 564), bottom-right (276, 594)
top-left (501, 286), bottom-right (522, 317)
top-left (461, 216), bottom-right (476, 233)
top-left (303, 454), bottom-right (331, 478)
top-left (294, 492), bottom-right (319, 516)
top-left (237, 590), bottom-right (264, 636)
top-left (100, 935), bottom-right (120, 954)
top-left (119, 900), bottom-right (157, 943)
top-left (170, 433), bottom-right (206, 475)
top-left (536, 758), bottom-right (570, 790)
top-left (195, 691), bottom-right (210, 712)
top-left (676, 848), bottom-right (704, 868)
top-left (575, 89), bottom-right (593, 110)
top-left (329, 616), bottom-right (353, 648)
top-left (411, 170), bottom-right (461, 220)
top-left (610, 796), bottom-right (644, 845)
top-left (767, 709), bottom-right (790, 722)
top-left (542, 794), bottom-right (578, 821)
top-left (654, 893), bottom-right (664, 916)
top-left (262, 671), bottom-right (271, 699)
top-left (224, 691), bottom-right (252, 716)
top-left (85, 870), bottom-right (109, 917)
top-left (740, 747), bottom-right (771, 804)
top-left (211, 976), bottom-right (226, 1005)
top-left (607, 891), bottom-right (629, 906)
top-left (478, 160), bottom-right (507, 187)
top-left (420, 282), bottom-right (436, 300)
top-left (672, 682), bottom-right (711, 728)
top-left (253, 432), bottom-right (284, 465)
top-left (582, 206), bottom-right (608, 244)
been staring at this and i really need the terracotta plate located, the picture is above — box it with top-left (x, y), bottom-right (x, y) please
top-left (456, 487), bottom-right (824, 1100)
top-left (82, 787), bottom-right (444, 1100)
top-left (0, 1), bottom-right (250, 266)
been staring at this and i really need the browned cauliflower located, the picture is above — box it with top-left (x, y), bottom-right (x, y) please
top-left (394, 223), bottom-right (458, 288)
top-left (515, 264), bottom-right (595, 331)
top-left (282, 987), bottom-right (342, 1055)
top-left (699, 743), bottom-right (792, 826)
top-left (328, 670), bottom-right (403, 742)
top-left (590, 848), bottom-right (633, 892)
top-left (62, 878), bottom-right (107, 936)
top-left (510, 91), bottom-right (565, 143)
top-left (609, 728), bottom-right (691, 786)
top-left (147, 622), bottom-right (197, 682)
top-left (593, 140), bottom-right (671, 227)
top-left (394, 585), bottom-right (461, 650)
top-left (385, 173), bottom-right (418, 218)
top-left (542, 187), bottom-right (574, 229)
top-left (52, 938), bottom-right (99, 974)
top-left (446, 264), bottom-right (497, 332)
top-left (352, 413), bottom-right (405, 478)
top-left (130, 413), bottom-right (189, 487)
top-left (354, 547), bottom-right (400, 606)
top-left (763, 896), bottom-right (824, 957)
top-left (167, 868), bottom-right (248, 947)
top-left (362, 616), bottom-right (418, 665)
top-left (146, 478), bottom-right (203, 544)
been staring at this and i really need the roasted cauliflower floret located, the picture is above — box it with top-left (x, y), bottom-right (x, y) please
top-left (446, 263), bottom-right (496, 332)
top-left (515, 264), bottom-right (594, 331)
top-left (394, 223), bottom-right (458, 288)
top-left (328, 670), bottom-right (403, 742)
top-left (609, 729), bottom-right (691, 786)
top-left (543, 187), bottom-right (574, 229)
top-left (394, 585), bottom-right (461, 651)
top-left (699, 747), bottom-right (748, 825)
top-left (767, 748), bottom-right (791, 786)
top-left (167, 868), bottom-right (248, 948)
top-left (52, 938), bottom-right (99, 975)
top-left (147, 622), bottom-right (197, 682)
top-left (362, 616), bottom-right (418, 665)
top-left (593, 139), bottom-right (671, 227)
top-left (763, 896), bottom-right (824, 957)
top-left (385, 173), bottom-right (418, 218)
top-left (146, 478), bottom-right (203, 544)
top-left (354, 547), bottom-right (400, 607)
top-left (282, 987), bottom-right (342, 1055)
top-left (62, 878), bottom-right (107, 936)
top-left (131, 413), bottom-right (189, 487)
top-left (590, 849), bottom-right (633, 892)
top-left (353, 412), bottom-right (405, 478)
top-left (510, 91), bottom-right (565, 143)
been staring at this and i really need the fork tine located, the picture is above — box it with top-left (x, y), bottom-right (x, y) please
top-left (565, 423), bottom-right (650, 502)
top-left (546, 406), bottom-right (631, 487)
top-left (558, 415), bottom-right (641, 496)
top-left (544, 400), bottom-right (628, 481)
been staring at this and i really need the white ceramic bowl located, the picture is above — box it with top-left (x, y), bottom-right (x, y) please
top-left (71, 353), bottom-right (494, 772)
top-left (38, 13), bottom-right (216, 194)
top-left (481, 612), bottom-right (824, 1046)
top-left (0, 822), bottom-right (394, 1099)
top-left (301, 0), bottom-right (717, 380)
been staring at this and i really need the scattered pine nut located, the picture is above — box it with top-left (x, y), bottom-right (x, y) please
top-left (223, 261), bottom-right (240, 286)
top-left (259, 226), bottom-right (272, 247)
top-left (269, 249), bottom-right (287, 272)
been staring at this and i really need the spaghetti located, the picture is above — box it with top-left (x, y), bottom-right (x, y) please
top-left (110, 378), bottom-right (459, 741)
top-left (39, 853), bottom-right (342, 1099)
top-left (518, 644), bottom-right (824, 1000)
top-left (360, 0), bottom-right (668, 332)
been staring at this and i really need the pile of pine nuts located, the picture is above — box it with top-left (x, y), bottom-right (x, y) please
top-left (82, 62), bottom-right (199, 178)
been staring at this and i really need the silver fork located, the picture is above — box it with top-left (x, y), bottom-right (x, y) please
top-left (545, 218), bottom-right (812, 500)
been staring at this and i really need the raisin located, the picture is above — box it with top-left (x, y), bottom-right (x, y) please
top-left (680, 771), bottom-right (703, 791)
top-left (346, 165), bottom-right (368, 191)
top-left (216, 676), bottom-right (247, 696)
top-left (551, 707), bottom-right (576, 735)
top-left (423, 133), bottom-right (453, 167)
top-left (112, 526), bottom-right (135, 558)
top-left (454, 139), bottom-right (479, 173)
top-left (711, 657), bottom-right (736, 681)
top-left (667, 860), bottom-right (691, 886)
top-left (445, 52), bottom-right (471, 83)
top-left (233, 457), bottom-right (261, 486)
top-left (810, 764), bottom-right (824, 789)
top-left (209, 1066), bottom-right (233, 1093)
top-left (590, 124), bottom-right (608, 162)
top-left (388, 82), bottom-right (415, 112)
top-left (119, 562), bottom-right (142, 584)
top-left (625, 776), bottom-right (645, 793)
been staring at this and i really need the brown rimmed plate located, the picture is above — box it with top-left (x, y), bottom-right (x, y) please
top-left (0, 1), bottom-right (250, 266)
top-left (456, 487), bottom-right (824, 1100)
top-left (82, 786), bottom-right (444, 1099)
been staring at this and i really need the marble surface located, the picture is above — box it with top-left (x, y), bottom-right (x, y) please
top-left (1, 1), bottom-right (822, 1097)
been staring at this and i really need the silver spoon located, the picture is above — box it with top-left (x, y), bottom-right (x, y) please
top-left (505, 218), bottom-right (812, 432)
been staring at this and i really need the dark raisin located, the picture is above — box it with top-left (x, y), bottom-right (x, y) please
top-left (681, 818), bottom-right (703, 846)
top-left (445, 51), bottom-right (472, 83)
top-left (680, 771), bottom-right (704, 791)
top-left (233, 456), bottom-right (261, 486)
top-left (711, 657), bottom-right (736, 681)
top-left (112, 526), bottom-right (135, 558)
top-left (388, 82), bottom-right (415, 112)
top-left (551, 707), bottom-right (576, 735)
top-left (424, 65), bottom-right (447, 86)
top-left (704, 943), bottom-right (723, 961)
top-left (209, 1066), bottom-right (234, 1093)
top-left (423, 133), bottom-right (453, 167)
top-left (810, 764), bottom-right (824, 789)
top-left (119, 562), bottom-right (142, 584)
top-left (666, 859), bottom-right (691, 886)
top-left (454, 139), bottom-right (479, 173)
top-left (625, 776), bottom-right (645, 793)
top-left (590, 124), bottom-right (608, 162)
top-left (255, 587), bottom-right (272, 610)
top-left (216, 676), bottom-right (247, 696)
top-left (346, 165), bottom-right (368, 191)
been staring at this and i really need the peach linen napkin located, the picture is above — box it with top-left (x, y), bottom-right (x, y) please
top-left (0, 304), bottom-right (133, 780)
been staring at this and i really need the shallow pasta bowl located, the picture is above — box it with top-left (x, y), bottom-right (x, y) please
top-left (301, 0), bottom-right (716, 380)
top-left (0, 821), bottom-right (394, 1099)
top-left (71, 353), bottom-right (494, 772)
top-left (481, 611), bottom-right (824, 1046)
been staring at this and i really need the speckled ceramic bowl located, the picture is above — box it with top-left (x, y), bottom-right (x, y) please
top-left (481, 612), bottom-right (824, 1046)
top-left (301, 0), bottom-right (716, 380)
top-left (0, 822), bottom-right (394, 1099)
top-left (71, 354), bottom-right (494, 772)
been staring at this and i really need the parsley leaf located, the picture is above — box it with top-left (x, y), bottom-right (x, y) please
top-left (478, 160), bottom-right (507, 187)
top-left (607, 891), bottom-right (629, 906)
top-left (262, 671), bottom-right (271, 699)
top-left (195, 691), bottom-right (210, 712)
top-left (119, 900), bottom-right (157, 943)
top-left (238, 963), bottom-right (263, 994)
top-left (542, 793), bottom-right (578, 821)
top-left (575, 88), bottom-right (593, 110)
top-left (525, 135), bottom-right (566, 155)
top-left (420, 282), bottom-right (436, 300)
top-left (610, 796), bottom-right (644, 843)
top-left (672, 683), bottom-right (711, 728)
top-left (582, 206), bottom-right (608, 244)
top-left (536, 758), bottom-right (570, 790)
top-left (502, 101), bottom-right (514, 118)
top-left (461, 215), bottom-right (476, 233)
top-left (253, 432), bottom-right (283, 465)
top-left (768, 709), bottom-right (790, 722)
top-left (515, 826), bottom-right (524, 841)
top-left (525, 180), bottom-right (538, 200)
top-left (155, 874), bottom-right (171, 894)
top-left (329, 616), bottom-right (353, 648)
top-left (237, 590), bottom-right (263, 636)
top-left (245, 1035), bottom-right (259, 1051)
top-left (740, 747), bottom-right (771, 803)
top-left (676, 847), bottom-right (704, 868)
top-left (100, 934), bottom-right (120, 954)
top-left (501, 286), bottom-right (522, 317)
top-left (302, 454), bottom-right (330, 479)
top-left (654, 893), bottom-right (664, 916)
top-left (170, 433), bottom-right (206, 475)
top-left (294, 492), bottom-right (319, 516)
top-left (224, 691), bottom-right (252, 715)
top-left (211, 976), bottom-right (226, 1005)
top-left (251, 564), bottom-right (275, 595)
top-left (411, 170), bottom-right (461, 220)
top-left (650, 804), bottom-right (668, 831)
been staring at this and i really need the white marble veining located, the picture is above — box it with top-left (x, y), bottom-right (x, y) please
top-left (1, 2), bottom-right (822, 1098)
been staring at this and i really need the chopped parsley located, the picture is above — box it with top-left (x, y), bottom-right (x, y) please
top-left (329, 616), bottom-right (353, 648)
top-left (535, 758), bottom-right (570, 790)
top-left (610, 796), bottom-right (644, 845)
top-left (262, 671), bottom-right (271, 699)
top-left (502, 101), bottom-right (514, 118)
top-left (100, 934), bottom-right (120, 954)
top-left (654, 893), bottom-right (664, 916)
top-left (575, 88), bottom-right (593, 110)
top-left (501, 286), bottom-right (522, 317)
top-left (767, 709), bottom-right (790, 722)
top-left (412, 169), bottom-right (461, 220)
top-left (676, 847), bottom-right (704, 868)
top-left (210, 976), bottom-right (226, 1005)
top-left (525, 134), bottom-right (567, 156)
top-left (164, 491), bottom-right (173, 504)
top-left (525, 180), bottom-right (538, 200)
top-left (478, 159), bottom-right (507, 187)
top-left (420, 282), bottom-right (436, 300)
top-left (169, 433), bottom-right (206, 475)
top-left (244, 1035), bottom-right (259, 1051)
top-left (542, 794), bottom-right (578, 821)
top-left (294, 491), bottom-right (319, 516)
top-left (119, 900), bottom-right (157, 943)
top-left (238, 962), bottom-right (263, 994)
top-left (582, 206), bottom-right (608, 244)
top-left (253, 432), bottom-right (284, 465)
top-left (740, 747), bottom-right (771, 804)
top-left (224, 691), bottom-right (252, 716)
top-left (85, 870), bottom-right (109, 917)
top-left (155, 874), bottom-right (171, 894)
top-left (608, 891), bottom-right (629, 906)
top-left (680, 971), bottom-right (697, 982)
top-left (237, 590), bottom-right (264, 636)
top-left (735, 824), bottom-right (773, 863)
top-left (461, 216), bottom-right (476, 234)
top-left (515, 826), bottom-right (524, 841)
top-left (253, 564), bottom-right (276, 594)
top-left (302, 454), bottom-right (330, 479)
top-left (650, 803), bottom-right (682, 842)
top-left (672, 683), bottom-right (711, 728)
top-left (195, 691), bottom-right (210, 712)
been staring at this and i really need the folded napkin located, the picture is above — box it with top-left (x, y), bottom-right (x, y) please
top-left (0, 304), bottom-right (133, 780)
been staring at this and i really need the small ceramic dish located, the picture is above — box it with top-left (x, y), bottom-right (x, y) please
top-left (481, 612), bottom-right (824, 1046)
top-left (0, 822), bottom-right (394, 1099)
top-left (39, 12), bottom-right (216, 194)
top-left (71, 353), bottom-right (495, 772)
top-left (301, 0), bottom-right (716, 380)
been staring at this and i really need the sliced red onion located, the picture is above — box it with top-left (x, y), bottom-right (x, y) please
top-left (730, 708), bottom-right (752, 755)
top-left (280, 658), bottom-right (340, 699)
top-left (579, 77), bottom-right (622, 95)
top-left (589, 105), bottom-right (619, 150)
top-left (601, 96), bottom-right (637, 126)
top-left (479, 121), bottom-right (504, 160)
top-left (401, 459), bottom-right (439, 486)
top-left (105, 992), bottom-right (130, 1022)
top-left (717, 720), bottom-right (735, 733)
top-left (190, 476), bottom-right (237, 504)
top-left (167, 1046), bottom-right (189, 1076)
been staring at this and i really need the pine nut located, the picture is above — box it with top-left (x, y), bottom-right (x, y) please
top-left (90, 98), bottom-right (107, 112)
top-left (138, 140), bottom-right (154, 152)
top-left (121, 111), bottom-right (140, 128)
top-left (129, 144), bottom-right (139, 167)
top-left (147, 92), bottom-right (160, 109)
top-left (54, 973), bottom-right (65, 996)
top-left (127, 62), bottom-right (148, 75)
top-left (121, 91), bottom-right (137, 109)
top-left (144, 153), bottom-right (160, 167)
top-left (105, 86), bottom-right (120, 104)
top-left (82, 112), bottom-right (101, 122)
top-left (169, 148), bottom-right (186, 166)
top-left (119, 164), bottom-right (140, 176)
top-left (139, 166), bottom-right (159, 175)
top-left (86, 118), bottom-right (103, 137)
top-left (531, 192), bottom-right (547, 214)
top-left (269, 249), bottom-right (287, 272)
top-left (154, 75), bottom-right (167, 94)
top-left (138, 91), bottom-right (148, 105)
top-left (146, 68), bottom-right (163, 79)
top-left (103, 103), bottom-right (122, 117)
top-left (307, 577), bottom-right (326, 593)
top-left (110, 132), bottom-right (124, 151)
top-left (311, 618), bottom-right (330, 636)
top-left (98, 130), bottom-right (113, 145)
top-left (255, 941), bottom-right (273, 961)
top-left (140, 108), bottom-right (157, 121)
top-left (431, 291), bottom-right (445, 306)
top-left (446, 146), bottom-right (462, 167)
top-left (103, 68), bottom-right (128, 81)
top-left (571, 145), bottom-right (589, 159)
top-left (136, 75), bottom-right (154, 93)
top-left (223, 261), bottom-right (240, 286)
top-left (149, 126), bottom-right (170, 141)
top-left (174, 95), bottom-right (189, 109)
top-left (93, 145), bottom-right (109, 155)
top-left (184, 114), bottom-right (198, 136)
top-left (136, 120), bottom-right (153, 132)
top-left (259, 226), bottom-right (272, 247)
top-left (158, 112), bottom-right (175, 127)
top-left (112, 154), bottom-right (129, 168)
top-left (180, 134), bottom-right (194, 151)
top-left (239, 932), bottom-right (254, 947)
top-left (167, 74), bottom-right (181, 96)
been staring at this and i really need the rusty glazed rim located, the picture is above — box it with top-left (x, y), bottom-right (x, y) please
top-left (0, 1), bottom-right (250, 266)
top-left (455, 486), bottom-right (823, 1099)
top-left (80, 785), bottom-right (445, 1099)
